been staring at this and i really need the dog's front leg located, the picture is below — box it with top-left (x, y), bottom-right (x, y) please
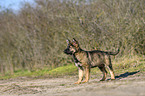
top-left (82, 66), bottom-right (90, 83)
top-left (75, 68), bottom-right (83, 84)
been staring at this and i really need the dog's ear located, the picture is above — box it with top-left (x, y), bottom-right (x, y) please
top-left (66, 39), bottom-right (71, 44)
top-left (72, 38), bottom-right (79, 47)
top-left (72, 38), bottom-right (77, 42)
top-left (72, 38), bottom-right (78, 43)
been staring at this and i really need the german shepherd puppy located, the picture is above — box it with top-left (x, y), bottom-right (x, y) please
top-left (64, 38), bottom-right (120, 84)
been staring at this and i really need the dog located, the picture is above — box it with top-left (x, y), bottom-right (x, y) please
top-left (64, 38), bottom-right (120, 84)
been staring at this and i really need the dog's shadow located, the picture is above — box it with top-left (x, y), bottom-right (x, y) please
top-left (107, 71), bottom-right (140, 80)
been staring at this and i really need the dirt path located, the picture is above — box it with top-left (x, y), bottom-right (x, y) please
top-left (0, 71), bottom-right (145, 96)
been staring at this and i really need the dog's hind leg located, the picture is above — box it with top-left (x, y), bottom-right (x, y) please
top-left (106, 57), bottom-right (115, 80)
top-left (99, 65), bottom-right (107, 81)
top-left (105, 55), bottom-right (115, 80)
top-left (107, 65), bottom-right (115, 80)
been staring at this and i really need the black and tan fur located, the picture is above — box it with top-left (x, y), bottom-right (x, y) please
top-left (64, 38), bottom-right (120, 84)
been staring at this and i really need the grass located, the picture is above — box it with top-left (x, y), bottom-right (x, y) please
top-left (48, 64), bottom-right (77, 76)
top-left (0, 64), bottom-right (78, 80)
top-left (0, 55), bottom-right (144, 80)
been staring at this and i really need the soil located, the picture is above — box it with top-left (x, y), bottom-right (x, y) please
top-left (0, 71), bottom-right (145, 96)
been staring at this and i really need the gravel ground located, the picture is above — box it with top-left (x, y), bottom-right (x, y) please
top-left (0, 71), bottom-right (145, 96)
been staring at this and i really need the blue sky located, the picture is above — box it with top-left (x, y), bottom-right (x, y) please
top-left (0, 0), bottom-right (35, 11)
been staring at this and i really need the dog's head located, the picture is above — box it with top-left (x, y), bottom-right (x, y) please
top-left (63, 38), bottom-right (80, 55)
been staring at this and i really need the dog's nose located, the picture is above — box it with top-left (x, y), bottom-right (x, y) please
top-left (63, 49), bottom-right (67, 53)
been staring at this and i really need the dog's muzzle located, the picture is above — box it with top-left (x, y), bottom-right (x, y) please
top-left (63, 48), bottom-right (73, 55)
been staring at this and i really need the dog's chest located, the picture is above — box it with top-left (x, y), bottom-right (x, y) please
top-left (73, 57), bottom-right (83, 67)
top-left (75, 62), bottom-right (82, 67)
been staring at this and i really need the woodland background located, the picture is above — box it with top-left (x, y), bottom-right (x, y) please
top-left (0, 0), bottom-right (144, 75)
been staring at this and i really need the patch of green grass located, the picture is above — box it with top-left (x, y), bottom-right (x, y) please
top-left (0, 64), bottom-right (77, 80)
top-left (0, 70), bottom-right (31, 80)
top-left (48, 64), bottom-right (77, 76)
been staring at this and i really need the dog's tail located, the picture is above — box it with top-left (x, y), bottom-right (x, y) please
top-left (107, 41), bottom-right (122, 56)
top-left (107, 48), bottom-right (120, 55)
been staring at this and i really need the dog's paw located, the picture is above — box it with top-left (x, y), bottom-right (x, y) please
top-left (82, 80), bottom-right (88, 83)
top-left (100, 79), bottom-right (105, 81)
top-left (111, 78), bottom-right (115, 81)
top-left (74, 81), bottom-right (81, 84)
